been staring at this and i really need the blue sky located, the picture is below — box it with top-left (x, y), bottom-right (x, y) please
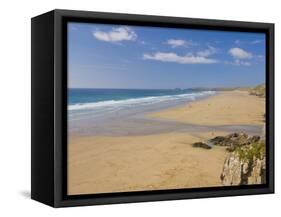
top-left (68, 22), bottom-right (266, 89)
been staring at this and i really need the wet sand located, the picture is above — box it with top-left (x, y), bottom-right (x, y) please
top-left (68, 90), bottom-right (265, 195)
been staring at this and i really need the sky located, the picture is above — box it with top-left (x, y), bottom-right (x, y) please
top-left (68, 22), bottom-right (266, 89)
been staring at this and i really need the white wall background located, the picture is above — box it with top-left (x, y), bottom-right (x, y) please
top-left (0, 0), bottom-right (279, 215)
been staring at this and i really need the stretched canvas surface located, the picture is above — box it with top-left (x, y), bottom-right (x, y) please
top-left (67, 22), bottom-right (267, 195)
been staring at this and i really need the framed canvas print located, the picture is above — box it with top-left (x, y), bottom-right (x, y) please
top-left (31, 9), bottom-right (274, 207)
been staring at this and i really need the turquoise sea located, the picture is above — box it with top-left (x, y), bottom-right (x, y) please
top-left (68, 88), bottom-right (215, 111)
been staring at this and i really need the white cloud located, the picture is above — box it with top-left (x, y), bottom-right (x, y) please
top-left (197, 46), bottom-right (217, 57)
top-left (233, 59), bottom-right (251, 66)
top-left (250, 40), bottom-right (263, 44)
top-left (93, 27), bottom-right (137, 42)
top-left (235, 39), bottom-right (263, 45)
top-left (228, 47), bottom-right (253, 59)
top-left (166, 39), bottom-right (185, 47)
top-left (143, 52), bottom-right (217, 64)
top-left (234, 40), bottom-right (241, 45)
top-left (166, 39), bottom-right (196, 48)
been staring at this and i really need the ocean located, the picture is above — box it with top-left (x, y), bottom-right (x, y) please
top-left (67, 88), bottom-right (218, 136)
top-left (67, 88), bottom-right (262, 137)
top-left (68, 88), bottom-right (216, 111)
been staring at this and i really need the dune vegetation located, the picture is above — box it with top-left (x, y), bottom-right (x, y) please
top-left (249, 84), bottom-right (265, 98)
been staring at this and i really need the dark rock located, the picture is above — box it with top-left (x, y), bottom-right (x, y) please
top-left (192, 142), bottom-right (212, 149)
top-left (208, 133), bottom-right (260, 151)
top-left (209, 136), bottom-right (228, 146)
top-left (249, 135), bottom-right (261, 143)
top-left (226, 132), bottom-right (240, 139)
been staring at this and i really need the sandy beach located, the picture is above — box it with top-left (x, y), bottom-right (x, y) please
top-left (68, 90), bottom-right (265, 195)
top-left (148, 90), bottom-right (265, 126)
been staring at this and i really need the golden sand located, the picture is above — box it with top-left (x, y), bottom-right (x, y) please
top-left (148, 90), bottom-right (265, 126)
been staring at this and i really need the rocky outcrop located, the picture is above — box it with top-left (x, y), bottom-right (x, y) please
top-left (209, 133), bottom-right (260, 152)
top-left (219, 133), bottom-right (266, 185)
top-left (220, 149), bottom-right (266, 185)
top-left (192, 142), bottom-right (212, 149)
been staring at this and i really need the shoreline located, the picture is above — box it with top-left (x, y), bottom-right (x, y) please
top-left (68, 90), bottom-right (265, 195)
top-left (68, 90), bottom-right (263, 137)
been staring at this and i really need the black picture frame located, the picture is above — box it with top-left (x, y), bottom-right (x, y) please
top-left (31, 9), bottom-right (274, 207)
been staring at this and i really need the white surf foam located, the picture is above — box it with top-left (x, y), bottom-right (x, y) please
top-left (68, 91), bottom-right (216, 111)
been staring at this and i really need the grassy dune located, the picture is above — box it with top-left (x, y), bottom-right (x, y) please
top-left (249, 84), bottom-right (265, 98)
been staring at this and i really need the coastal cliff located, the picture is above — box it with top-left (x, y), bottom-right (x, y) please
top-left (220, 138), bottom-right (266, 185)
